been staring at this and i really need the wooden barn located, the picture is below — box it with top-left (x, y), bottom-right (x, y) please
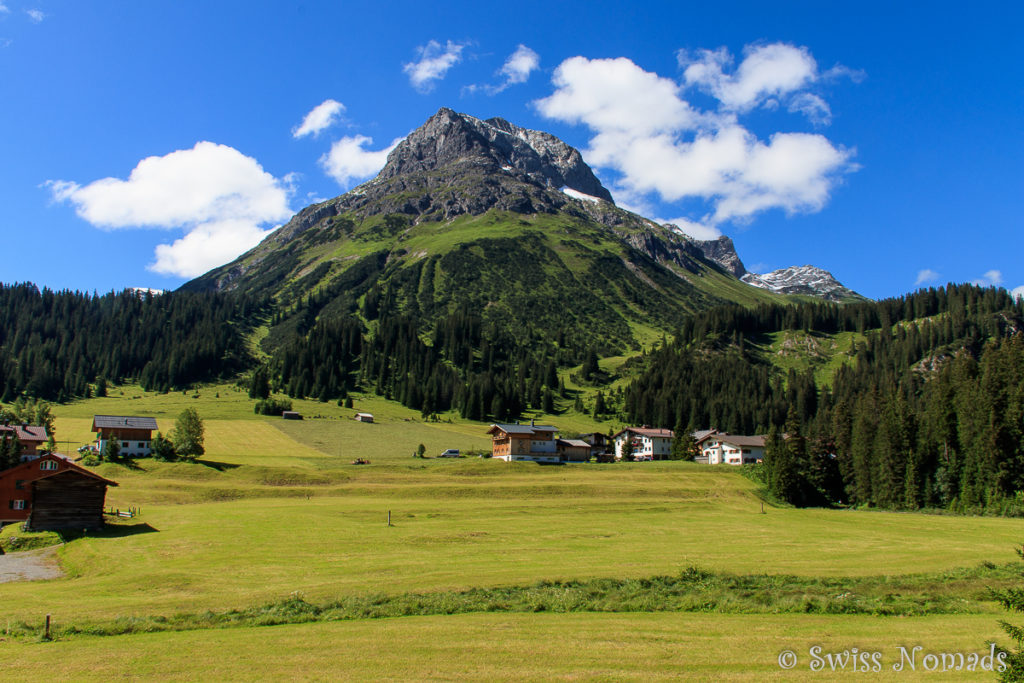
top-left (1, 453), bottom-right (117, 531)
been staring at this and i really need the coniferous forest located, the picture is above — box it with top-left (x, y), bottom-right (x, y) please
top-left (0, 283), bottom-right (265, 401)
top-left (1, 278), bottom-right (1022, 514)
top-left (624, 284), bottom-right (1024, 513)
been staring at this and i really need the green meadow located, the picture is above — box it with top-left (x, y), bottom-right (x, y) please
top-left (2, 385), bottom-right (1022, 679)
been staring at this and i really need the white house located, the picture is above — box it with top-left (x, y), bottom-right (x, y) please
top-left (612, 427), bottom-right (674, 461)
top-left (699, 434), bottom-right (766, 465)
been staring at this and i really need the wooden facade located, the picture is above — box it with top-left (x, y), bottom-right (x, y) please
top-left (487, 422), bottom-right (560, 462)
top-left (29, 470), bottom-right (112, 530)
top-left (1, 453), bottom-right (117, 529)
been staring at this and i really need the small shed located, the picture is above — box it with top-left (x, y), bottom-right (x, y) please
top-left (282, 411), bottom-right (303, 420)
top-left (27, 468), bottom-right (118, 531)
top-left (355, 413), bottom-right (374, 423)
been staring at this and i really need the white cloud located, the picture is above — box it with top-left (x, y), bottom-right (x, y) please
top-left (292, 99), bottom-right (345, 139)
top-left (47, 141), bottom-right (293, 278)
top-left (535, 54), bottom-right (854, 229)
top-left (496, 44), bottom-right (539, 89)
top-left (319, 135), bottom-right (402, 187)
top-left (915, 268), bottom-right (940, 285)
top-left (681, 43), bottom-right (817, 112)
top-left (972, 270), bottom-right (1003, 287)
top-left (1012, 285), bottom-right (1024, 301)
top-left (25, 8), bottom-right (44, 22)
top-left (788, 92), bottom-right (831, 125)
top-left (403, 40), bottom-right (465, 93)
top-left (0, 3), bottom-right (9, 14)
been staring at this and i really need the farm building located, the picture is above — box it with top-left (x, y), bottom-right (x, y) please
top-left (0, 423), bottom-right (49, 461)
top-left (556, 438), bottom-right (591, 462)
top-left (0, 452), bottom-right (117, 530)
top-left (612, 427), bottom-right (674, 461)
top-left (355, 413), bottom-right (374, 423)
top-left (282, 411), bottom-right (303, 420)
top-left (92, 415), bottom-right (158, 458)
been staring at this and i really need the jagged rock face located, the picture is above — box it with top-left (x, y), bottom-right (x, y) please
top-left (742, 266), bottom-right (862, 302)
top-left (681, 234), bottom-right (748, 278)
top-left (377, 108), bottom-right (613, 202)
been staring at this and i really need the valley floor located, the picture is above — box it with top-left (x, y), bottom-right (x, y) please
top-left (2, 385), bottom-right (1021, 680)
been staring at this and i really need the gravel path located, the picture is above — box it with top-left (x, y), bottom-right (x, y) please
top-left (0, 547), bottom-right (64, 583)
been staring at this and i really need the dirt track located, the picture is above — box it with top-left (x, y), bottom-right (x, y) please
top-left (0, 547), bottom-right (63, 583)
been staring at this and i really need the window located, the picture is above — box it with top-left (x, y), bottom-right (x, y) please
top-left (39, 460), bottom-right (58, 471)
top-left (10, 500), bottom-right (26, 510)
top-left (122, 442), bottom-right (129, 448)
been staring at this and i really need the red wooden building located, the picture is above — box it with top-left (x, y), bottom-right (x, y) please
top-left (0, 453), bottom-right (117, 531)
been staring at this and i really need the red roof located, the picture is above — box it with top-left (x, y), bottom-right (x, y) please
top-left (0, 424), bottom-right (48, 443)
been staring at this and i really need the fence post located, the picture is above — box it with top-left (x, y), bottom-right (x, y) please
top-left (44, 614), bottom-right (50, 640)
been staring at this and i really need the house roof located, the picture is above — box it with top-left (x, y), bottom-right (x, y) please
top-left (709, 434), bottom-right (766, 448)
top-left (92, 415), bottom-right (158, 431)
top-left (614, 427), bottom-right (674, 439)
top-left (558, 439), bottom-right (591, 448)
top-left (691, 429), bottom-right (720, 443)
top-left (355, 412), bottom-right (374, 418)
top-left (488, 423), bottom-right (558, 436)
top-left (0, 424), bottom-right (48, 442)
top-left (0, 452), bottom-right (118, 486)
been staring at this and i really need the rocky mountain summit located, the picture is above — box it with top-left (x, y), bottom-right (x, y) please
top-left (675, 231), bottom-right (861, 301)
top-left (741, 266), bottom-right (861, 301)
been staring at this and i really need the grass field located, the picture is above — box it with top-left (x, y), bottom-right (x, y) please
top-left (2, 613), bottom-right (1010, 680)
top-left (0, 385), bottom-right (1020, 678)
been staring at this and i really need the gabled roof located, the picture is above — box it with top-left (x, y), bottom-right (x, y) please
top-left (92, 415), bottom-right (158, 431)
top-left (488, 423), bottom-right (558, 436)
top-left (33, 464), bottom-right (119, 487)
top-left (0, 424), bottom-right (48, 442)
top-left (557, 439), bottom-right (591, 448)
top-left (0, 452), bottom-right (117, 486)
top-left (614, 427), bottom-right (674, 439)
top-left (707, 434), bottom-right (766, 448)
top-left (692, 429), bottom-right (720, 443)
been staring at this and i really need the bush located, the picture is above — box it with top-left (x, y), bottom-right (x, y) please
top-left (81, 454), bottom-right (100, 467)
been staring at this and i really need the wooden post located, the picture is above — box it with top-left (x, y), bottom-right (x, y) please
top-left (760, 502), bottom-right (765, 514)
top-left (387, 510), bottom-right (392, 527)
top-left (44, 614), bottom-right (50, 640)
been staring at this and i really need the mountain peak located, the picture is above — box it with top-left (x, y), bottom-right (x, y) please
top-left (742, 265), bottom-right (863, 302)
top-left (377, 107), bottom-right (613, 202)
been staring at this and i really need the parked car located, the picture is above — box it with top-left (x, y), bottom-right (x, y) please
top-left (439, 449), bottom-right (461, 458)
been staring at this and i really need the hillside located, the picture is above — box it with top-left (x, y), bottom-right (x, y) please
top-left (183, 108), bottom-right (786, 356)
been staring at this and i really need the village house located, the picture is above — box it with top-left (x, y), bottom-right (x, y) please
top-left (612, 427), bottom-right (674, 461)
top-left (92, 415), bottom-right (158, 458)
top-left (0, 423), bottom-right (49, 461)
top-left (487, 421), bottom-right (561, 463)
top-left (0, 452), bottom-right (117, 531)
top-left (697, 433), bottom-right (766, 465)
top-left (354, 413), bottom-right (374, 423)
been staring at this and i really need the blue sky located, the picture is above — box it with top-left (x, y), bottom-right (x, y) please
top-left (1, 1), bottom-right (1020, 300)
